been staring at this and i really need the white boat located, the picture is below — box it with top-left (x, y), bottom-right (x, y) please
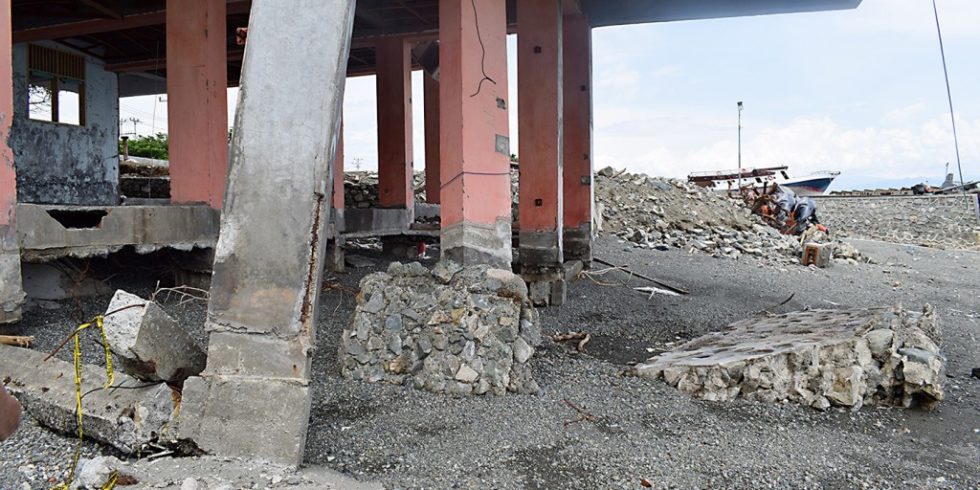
top-left (688, 166), bottom-right (839, 196)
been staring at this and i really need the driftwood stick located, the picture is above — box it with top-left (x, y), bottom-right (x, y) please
top-left (0, 335), bottom-right (33, 347)
top-left (593, 257), bottom-right (689, 295)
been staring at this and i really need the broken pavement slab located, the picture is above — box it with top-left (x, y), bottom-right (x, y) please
top-left (636, 305), bottom-right (945, 410)
top-left (103, 290), bottom-right (206, 382)
top-left (0, 343), bottom-right (177, 454)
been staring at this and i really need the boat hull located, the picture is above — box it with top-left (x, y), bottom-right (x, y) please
top-left (783, 177), bottom-right (835, 196)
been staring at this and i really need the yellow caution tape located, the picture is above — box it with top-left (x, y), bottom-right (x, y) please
top-left (52, 315), bottom-right (117, 490)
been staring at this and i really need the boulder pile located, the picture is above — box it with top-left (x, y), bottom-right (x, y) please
top-left (342, 171), bottom-right (426, 209)
top-left (636, 304), bottom-right (944, 410)
top-left (339, 261), bottom-right (542, 395)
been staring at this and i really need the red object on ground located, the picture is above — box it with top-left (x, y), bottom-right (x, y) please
top-left (0, 384), bottom-right (21, 441)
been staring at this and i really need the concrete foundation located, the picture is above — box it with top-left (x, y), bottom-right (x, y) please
top-left (442, 218), bottom-right (512, 269)
top-left (563, 224), bottom-right (593, 264)
top-left (178, 0), bottom-right (354, 467)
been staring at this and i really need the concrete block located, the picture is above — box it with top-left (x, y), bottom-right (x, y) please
top-left (178, 375), bottom-right (311, 466)
top-left (549, 279), bottom-right (567, 306)
top-left (326, 240), bottom-right (345, 273)
top-left (802, 242), bottom-right (834, 268)
top-left (0, 247), bottom-right (24, 324)
top-left (21, 262), bottom-right (112, 300)
top-left (1, 344), bottom-right (177, 453)
top-left (104, 290), bottom-right (206, 382)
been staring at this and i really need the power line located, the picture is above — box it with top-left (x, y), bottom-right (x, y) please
top-left (931, 0), bottom-right (965, 192)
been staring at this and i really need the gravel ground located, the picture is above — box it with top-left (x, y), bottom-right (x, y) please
top-left (2, 237), bottom-right (978, 489)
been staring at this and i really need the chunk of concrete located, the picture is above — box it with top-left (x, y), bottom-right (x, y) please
top-left (103, 290), bottom-right (206, 382)
top-left (636, 305), bottom-right (944, 409)
top-left (1, 344), bottom-right (177, 453)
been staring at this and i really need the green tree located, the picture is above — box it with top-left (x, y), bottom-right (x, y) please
top-left (121, 133), bottom-right (169, 160)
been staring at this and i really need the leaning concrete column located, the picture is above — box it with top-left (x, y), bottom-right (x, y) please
top-left (0, 0), bottom-right (23, 324)
top-left (166, 0), bottom-right (229, 209)
top-left (438, 0), bottom-right (513, 268)
top-left (423, 73), bottom-right (440, 204)
top-left (178, 0), bottom-right (354, 466)
top-left (517, 0), bottom-right (565, 306)
top-left (376, 37), bottom-right (414, 212)
top-left (561, 14), bottom-right (593, 265)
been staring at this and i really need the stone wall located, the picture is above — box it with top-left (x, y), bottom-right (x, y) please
top-left (10, 42), bottom-right (120, 205)
top-left (339, 262), bottom-right (542, 395)
top-left (814, 194), bottom-right (980, 249)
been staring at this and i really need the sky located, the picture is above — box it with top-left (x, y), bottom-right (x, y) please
top-left (119, 0), bottom-right (980, 192)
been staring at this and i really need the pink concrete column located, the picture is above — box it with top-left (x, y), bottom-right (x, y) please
top-left (0, 0), bottom-right (24, 324)
top-left (423, 73), bottom-right (440, 204)
top-left (166, 0), bottom-right (229, 209)
top-left (561, 14), bottom-right (593, 264)
top-left (333, 119), bottom-right (344, 211)
top-left (438, 0), bottom-right (513, 268)
top-left (517, 0), bottom-right (565, 305)
top-left (376, 37), bottom-right (413, 210)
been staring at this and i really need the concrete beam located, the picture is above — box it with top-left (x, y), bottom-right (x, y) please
top-left (517, 0), bottom-right (565, 305)
top-left (0, 2), bottom-right (24, 324)
top-left (178, 0), bottom-right (354, 467)
top-left (166, 0), bottom-right (229, 209)
top-left (438, 0), bottom-right (513, 269)
top-left (423, 73), bottom-right (440, 204)
top-left (561, 15), bottom-right (593, 264)
top-left (15, 204), bottom-right (219, 261)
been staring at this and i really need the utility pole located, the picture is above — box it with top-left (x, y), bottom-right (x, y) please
top-left (737, 101), bottom-right (743, 192)
top-left (932, 0), bottom-right (965, 195)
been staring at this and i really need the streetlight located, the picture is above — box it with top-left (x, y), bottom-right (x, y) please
top-left (737, 101), bottom-right (743, 192)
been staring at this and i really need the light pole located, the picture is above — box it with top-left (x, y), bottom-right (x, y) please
top-left (737, 101), bottom-right (743, 192)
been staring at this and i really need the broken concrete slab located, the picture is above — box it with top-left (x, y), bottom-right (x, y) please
top-left (103, 290), bottom-right (206, 382)
top-left (636, 305), bottom-right (944, 410)
top-left (1, 344), bottom-right (177, 453)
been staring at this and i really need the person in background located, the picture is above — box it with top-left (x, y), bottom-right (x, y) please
top-left (0, 384), bottom-right (22, 441)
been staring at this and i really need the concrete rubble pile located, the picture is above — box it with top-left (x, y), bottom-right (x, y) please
top-left (636, 304), bottom-right (945, 410)
top-left (592, 167), bottom-right (805, 265)
top-left (343, 171), bottom-right (426, 209)
top-left (339, 261), bottom-right (542, 395)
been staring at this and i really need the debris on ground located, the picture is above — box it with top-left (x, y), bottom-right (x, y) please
top-left (344, 254), bottom-right (378, 269)
top-left (593, 167), bottom-right (809, 265)
top-left (103, 290), bottom-right (206, 382)
top-left (636, 304), bottom-right (945, 410)
top-left (339, 261), bottom-right (542, 395)
top-left (1, 343), bottom-right (178, 454)
top-left (0, 334), bottom-right (32, 347)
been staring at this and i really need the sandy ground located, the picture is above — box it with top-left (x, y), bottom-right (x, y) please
top-left (2, 236), bottom-right (978, 489)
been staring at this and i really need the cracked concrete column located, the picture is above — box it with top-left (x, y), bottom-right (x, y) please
top-left (423, 73), bottom-right (440, 204)
top-left (438, 0), bottom-right (513, 268)
top-left (561, 14), bottom-right (593, 265)
top-left (178, 0), bottom-right (354, 467)
top-left (518, 0), bottom-right (565, 306)
top-left (166, 0), bottom-right (229, 209)
top-left (0, 1), bottom-right (24, 325)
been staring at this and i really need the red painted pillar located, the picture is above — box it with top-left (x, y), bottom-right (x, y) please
top-left (166, 0), bottom-right (228, 209)
top-left (517, 0), bottom-right (565, 305)
top-left (561, 15), bottom-right (593, 264)
top-left (423, 73), bottom-right (440, 204)
top-left (376, 37), bottom-right (413, 211)
top-left (438, 0), bottom-right (512, 268)
top-left (0, 0), bottom-right (24, 324)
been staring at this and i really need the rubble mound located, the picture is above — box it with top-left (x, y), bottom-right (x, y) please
top-left (636, 305), bottom-right (944, 410)
top-left (343, 171), bottom-right (426, 209)
top-left (594, 167), bottom-right (806, 264)
top-left (339, 261), bottom-right (542, 395)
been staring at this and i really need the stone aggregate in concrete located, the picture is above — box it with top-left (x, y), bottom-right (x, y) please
top-left (637, 304), bottom-right (945, 409)
top-left (339, 261), bottom-right (542, 395)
